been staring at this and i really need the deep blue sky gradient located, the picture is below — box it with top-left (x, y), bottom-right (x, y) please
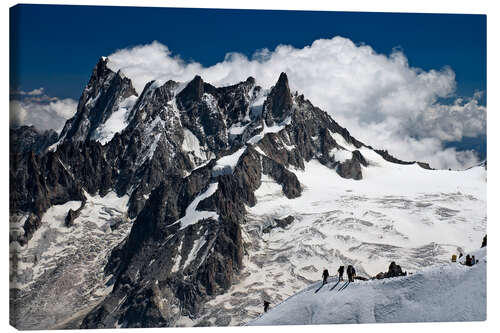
top-left (10, 4), bottom-right (486, 102)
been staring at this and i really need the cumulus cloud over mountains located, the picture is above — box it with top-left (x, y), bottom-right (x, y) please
top-left (107, 37), bottom-right (485, 169)
top-left (10, 88), bottom-right (78, 133)
top-left (9, 37), bottom-right (484, 169)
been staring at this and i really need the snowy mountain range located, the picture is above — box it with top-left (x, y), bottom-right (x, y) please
top-left (9, 57), bottom-right (486, 329)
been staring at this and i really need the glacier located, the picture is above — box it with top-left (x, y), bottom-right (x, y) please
top-left (192, 156), bottom-right (485, 326)
top-left (248, 247), bottom-right (486, 325)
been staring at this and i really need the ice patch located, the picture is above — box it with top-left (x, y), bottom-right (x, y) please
top-left (183, 230), bottom-right (208, 269)
top-left (202, 93), bottom-right (219, 113)
top-left (329, 148), bottom-right (352, 163)
top-left (254, 174), bottom-right (284, 202)
top-left (182, 129), bottom-right (205, 160)
top-left (247, 116), bottom-right (292, 145)
top-left (85, 92), bottom-right (101, 108)
top-left (212, 147), bottom-right (247, 177)
top-left (229, 123), bottom-right (249, 136)
top-left (248, 88), bottom-right (268, 120)
top-left (173, 182), bottom-right (219, 230)
top-left (93, 95), bottom-right (138, 144)
top-left (329, 130), bottom-right (357, 151)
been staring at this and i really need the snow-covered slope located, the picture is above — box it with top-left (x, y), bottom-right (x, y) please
top-left (10, 191), bottom-right (132, 330)
top-left (248, 247), bottom-right (486, 325)
top-left (193, 157), bottom-right (485, 326)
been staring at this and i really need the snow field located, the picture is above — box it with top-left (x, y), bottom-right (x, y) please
top-left (248, 248), bottom-right (486, 325)
top-left (194, 153), bottom-right (485, 326)
top-left (10, 191), bottom-right (132, 329)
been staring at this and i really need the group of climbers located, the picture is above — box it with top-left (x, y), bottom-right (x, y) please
top-left (337, 265), bottom-right (356, 282)
top-left (464, 254), bottom-right (478, 267)
top-left (263, 234), bottom-right (487, 314)
top-left (323, 265), bottom-right (357, 284)
top-left (451, 234), bottom-right (486, 267)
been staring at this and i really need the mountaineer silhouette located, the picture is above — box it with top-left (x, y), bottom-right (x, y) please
top-left (322, 268), bottom-right (329, 285)
top-left (338, 265), bottom-right (345, 281)
top-left (346, 265), bottom-right (356, 282)
top-left (263, 300), bottom-right (270, 313)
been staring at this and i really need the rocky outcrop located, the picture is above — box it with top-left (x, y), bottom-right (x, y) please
top-left (59, 57), bottom-right (138, 145)
top-left (261, 156), bottom-right (302, 199)
top-left (64, 201), bottom-right (86, 227)
top-left (9, 150), bottom-right (85, 244)
top-left (263, 216), bottom-right (295, 233)
top-left (375, 149), bottom-right (434, 170)
top-left (263, 72), bottom-right (293, 126)
top-left (373, 261), bottom-right (407, 280)
top-left (10, 125), bottom-right (58, 154)
top-left (65, 209), bottom-right (79, 227)
top-left (336, 150), bottom-right (368, 180)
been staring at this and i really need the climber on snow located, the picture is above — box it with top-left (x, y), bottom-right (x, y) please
top-left (322, 268), bottom-right (329, 285)
top-left (263, 300), bottom-right (270, 313)
top-left (338, 265), bottom-right (345, 281)
top-left (346, 265), bottom-right (356, 282)
top-left (465, 254), bottom-right (472, 266)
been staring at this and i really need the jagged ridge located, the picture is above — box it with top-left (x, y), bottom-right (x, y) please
top-left (9, 59), bottom-right (443, 328)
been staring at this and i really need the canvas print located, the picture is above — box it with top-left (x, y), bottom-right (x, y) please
top-left (9, 4), bottom-right (487, 329)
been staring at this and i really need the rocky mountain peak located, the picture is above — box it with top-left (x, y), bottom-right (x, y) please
top-left (57, 58), bottom-right (137, 145)
top-left (178, 75), bottom-right (205, 103)
top-left (245, 76), bottom-right (256, 85)
top-left (263, 72), bottom-right (293, 125)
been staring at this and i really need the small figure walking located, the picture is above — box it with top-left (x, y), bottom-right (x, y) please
top-left (346, 265), bottom-right (356, 282)
top-left (263, 300), bottom-right (270, 313)
top-left (451, 254), bottom-right (457, 263)
top-left (338, 265), bottom-right (345, 281)
top-left (322, 268), bottom-right (329, 285)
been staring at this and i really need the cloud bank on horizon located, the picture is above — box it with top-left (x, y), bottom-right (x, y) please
top-left (10, 88), bottom-right (78, 133)
top-left (106, 37), bottom-right (485, 170)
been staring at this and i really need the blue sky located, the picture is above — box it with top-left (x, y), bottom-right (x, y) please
top-left (10, 5), bottom-right (485, 101)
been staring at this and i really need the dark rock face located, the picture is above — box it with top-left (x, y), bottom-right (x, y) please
top-left (65, 201), bottom-right (86, 227)
top-left (59, 57), bottom-right (138, 144)
top-left (263, 72), bottom-right (293, 126)
top-left (336, 150), bottom-right (368, 180)
top-left (275, 215), bottom-right (295, 228)
top-left (263, 216), bottom-right (295, 233)
top-left (10, 57), bottom-right (437, 329)
top-left (261, 156), bottom-right (302, 199)
top-left (374, 149), bottom-right (434, 170)
top-left (10, 126), bottom-right (58, 154)
top-left (9, 149), bottom-right (85, 244)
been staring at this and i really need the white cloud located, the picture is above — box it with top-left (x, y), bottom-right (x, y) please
top-left (10, 92), bottom-right (78, 133)
top-left (108, 37), bottom-right (486, 169)
top-left (11, 87), bottom-right (45, 96)
top-left (26, 87), bottom-right (45, 96)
